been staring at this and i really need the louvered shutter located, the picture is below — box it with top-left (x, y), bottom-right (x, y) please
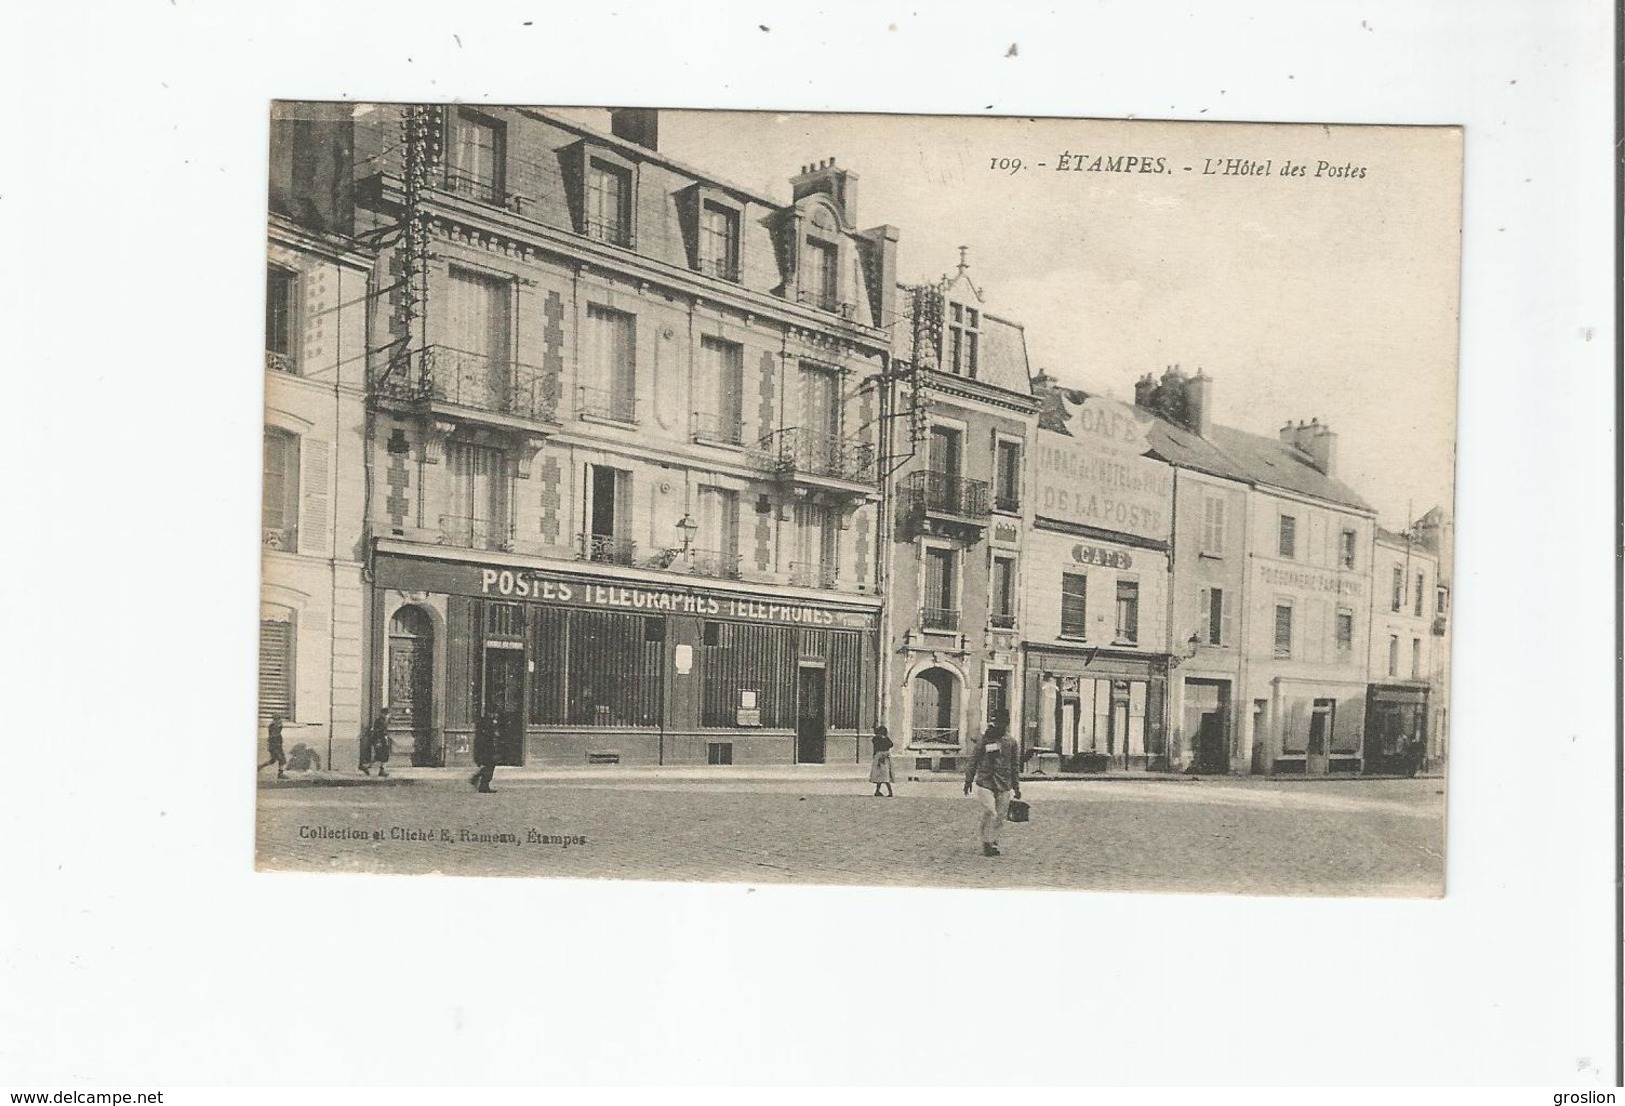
top-left (1220, 588), bottom-right (1236, 649)
top-left (298, 438), bottom-right (330, 555)
top-left (258, 619), bottom-right (294, 721)
top-left (1198, 587), bottom-right (1210, 644)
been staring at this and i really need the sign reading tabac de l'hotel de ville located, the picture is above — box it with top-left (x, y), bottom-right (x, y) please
top-left (1034, 394), bottom-right (1173, 543)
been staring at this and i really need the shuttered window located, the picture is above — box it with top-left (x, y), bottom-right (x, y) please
top-left (258, 618), bottom-right (295, 722)
top-left (1202, 585), bottom-right (1234, 647)
top-left (1336, 608), bottom-right (1355, 654)
top-left (1115, 579), bottom-right (1140, 644)
top-left (263, 429), bottom-right (300, 551)
top-left (1411, 638), bottom-right (1422, 679)
top-left (265, 266), bottom-right (296, 369)
top-left (1061, 572), bottom-right (1088, 638)
top-left (1278, 515), bottom-right (1297, 559)
top-left (1391, 566), bottom-right (1405, 611)
top-left (1273, 603), bottom-right (1293, 657)
top-left (1340, 528), bottom-right (1357, 570)
top-left (1201, 493), bottom-right (1226, 554)
top-left (1388, 635), bottom-right (1400, 676)
top-left (586, 306), bottom-right (637, 420)
top-left (1414, 573), bottom-right (1425, 617)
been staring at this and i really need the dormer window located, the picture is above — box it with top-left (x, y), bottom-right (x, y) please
top-left (701, 201), bottom-right (741, 281)
top-left (804, 239), bottom-right (838, 311)
top-left (445, 110), bottom-right (505, 205)
top-left (946, 302), bottom-right (980, 377)
top-left (586, 157), bottom-right (633, 246)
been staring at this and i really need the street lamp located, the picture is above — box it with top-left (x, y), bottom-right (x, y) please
top-left (675, 513), bottom-right (699, 556)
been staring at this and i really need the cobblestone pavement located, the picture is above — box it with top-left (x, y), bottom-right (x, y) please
top-left (255, 774), bottom-right (1446, 896)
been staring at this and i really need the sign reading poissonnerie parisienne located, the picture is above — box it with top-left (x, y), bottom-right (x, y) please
top-left (1034, 399), bottom-right (1171, 542)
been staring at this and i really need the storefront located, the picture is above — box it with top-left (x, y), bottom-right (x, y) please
top-left (370, 545), bottom-right (880, 767)
top-left (1023, 646), bottom-right (1170, 771)
top-left (1363, 683), bottom-right (1429, 775)
top-left (1248, 676), bottom-right (1368, 775)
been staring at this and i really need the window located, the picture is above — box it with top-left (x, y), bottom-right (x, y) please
top-left (1335, 608), bottom-right (1354, 654)
top-left (1201, 493), bottom-right (1226, 555)
top-left (804, 239), bottom-right (838, 310)
top-left (1205, 586), bottom-right (1228, 646)
top-left (1115, 580), bottom-right (1140, 644)
top-left (585, 157), bottom-right (633, 245)
top-left (985, 669), bottom-right (1011, 731)
top-left (695, 486), bottom-right (740, 577)
top-left (990, 556), bottom-right (1017, 628)
top-left (1278, 515), bottom-right (1297, 559)
top-left (1388, 635), bottom-right (1400, 677)
top-left (584, 306), bottom-right (636, 422)
top-left (706, 742), bottom-right (733, 765)
top-left (1061, 573), bottom-right (1088, 638)
top-left (446, 111), bottom-right (504, 203)
top-left (1391, 566), bottom-right (1405, 612)
top-left (1273, 602), bottom-right (1294, 657)
top-left (698, 337), bottom-right (743, 444)
top-left (265, 266), bottom-right (297, 372)
top-left (1415, 573), bottom-right (1425, 617)
top-left (1436, 585), bottom-right (1449, 616)
top-left (447, 443), bottom-right (511, 550)
top-left (446, 268), bottom-right (512, 409)
top-left (701, 202), bottom-right (740, 280)
top-left (799, 363), bottom-right (842, 469)
top-left (792, 503), bottom-right (839, 587)
top-left (1411, 638), bottom-right (1422, 679)
top-left (584, 464), bottom-right (632, 563)
top-left (994, 440), bottom-right (1022, 512)
top-left (263, 428), bottom-right (300, 552)
top-left (947, 301), bottom-right (981, 376)
top-left (926, 424), bottom-right (964, 513)
top-left (258, 615), bottom-right (295, 722)
top-left (528, 608), bottom-right (663, 727)
top-left (1340, 528), bottom-right (1357, 570)
top-left (922, 547), bottom-right (958, 630)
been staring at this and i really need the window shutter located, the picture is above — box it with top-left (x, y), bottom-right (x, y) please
top-left (299, 437), bottom-right (330, 555)
top-left (258, 619), bottom-right (294, 721)
top-left (1221, 588), bottom-right (1236, 648)
top-left (1197, 587), bottom-right (1210, 643)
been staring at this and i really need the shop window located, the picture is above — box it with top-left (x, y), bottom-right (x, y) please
top-left (706, 742), bottom-right (734, 765)
top-left (1273, 602), bottom-right (1294, 658)
top-left (1061, 572), bottom-right (1088, 638)
top-left (263, 428), bottom-right (301, 552)
top-left (1201, 493), bottom-right (1226, 555)
top-left (258, 615), bottom-right (295, 722)
top-left (1278, 514), bottom-right (1297, 559)
top-left (1335, 608), bottom-right (1354, 654)
top-left (699, 621), bottom-right (808, 729)
top-left (265, 266), bottom-right (297, 373)
top-left (1115, 579), bottom-right (1140, 644)
top-left (1340, 528), bottom-right (1357, 570)
top-left (445, 110), bottom-right (505, 204)
top-left (527, 608), bottom-right (663, 727)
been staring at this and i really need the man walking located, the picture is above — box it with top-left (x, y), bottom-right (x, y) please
top-left (963, 720), bottom-right (1021, 857)
top-left (470, 705), bottom-right (500, 794)
top-left (362, 707), bottom-right (391, 777)
top-left (259, 715), bottom-right (287, 780)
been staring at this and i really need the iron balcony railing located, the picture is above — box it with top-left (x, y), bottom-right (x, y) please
top-left (439, 515), bottom-right (512, 552)
top-left (265, 349), bottom-right (296, 374)
top-left (440, 167), bottom-right (506, 207)
top-left (788, 561), bottom-right (839, 590)
top-left (701, 255), bottom-right (741, 282)
top-left (577, 532), bottom-right (638, 566)
top-left (690, 410), bottom-right (744, 446)
top-left (993, 490), bottom-right (1021, 514)
top-left (922, 606), bottom-right (961, 631)
top-left (990, 611), bottom-right (1018, 630)
top-left (750, 427), bottom-right (877, 485)
top-left (584, 217), bottom-right (631, 247)
top-left (798, 288), bottom-right (840, 313)
top-left (905, 470), bottom-right (992, 519)
top-left (687, 548), bottom-right (742, 580)
top-left (374, 346), bottom-right (560, 423)
top-left (577, 384), bottom-right (638, 424)
top-left (263, 526), bottom-right (297, 552)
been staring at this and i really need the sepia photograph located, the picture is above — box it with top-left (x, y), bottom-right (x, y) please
top-left (258, 103), bottom-right (1462, 896)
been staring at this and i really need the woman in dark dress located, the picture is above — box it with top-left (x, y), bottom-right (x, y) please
top-left (869, 724), bottom-right (895, 797)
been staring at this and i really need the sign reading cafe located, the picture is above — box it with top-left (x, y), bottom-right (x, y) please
top-left (1034, 401), bottom-right (1172, 543)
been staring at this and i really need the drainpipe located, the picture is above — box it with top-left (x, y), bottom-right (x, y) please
top-left (1166, 466), bottom-right (1180, 771)
top-left (874, 350), bottom-right (894, 740)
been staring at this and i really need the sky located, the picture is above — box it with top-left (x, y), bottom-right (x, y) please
top-left (557, 108), bottom-right (1462, 529)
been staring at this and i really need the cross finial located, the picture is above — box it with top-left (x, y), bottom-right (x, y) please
top-left (956, 245), bottom-right (969, 274)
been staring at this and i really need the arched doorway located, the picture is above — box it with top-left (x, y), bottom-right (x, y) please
top-left (388, 605), bottom-right (437, 766)
top-left (910, 666), bottom-right (961, 748)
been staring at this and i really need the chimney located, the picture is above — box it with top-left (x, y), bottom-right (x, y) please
top-left (791, 157), bottom-right (858, 224)
top-left (1133, 373), bottom-right (1156, 409)
top-left (1185, 369), bottom-right (1213, 438)
top-left (1303, 421), bottom-right (1338, 478)
top-left (1278, 419), bottom-right (1298, 446)
top-left (609, 108), bottom-right (659, 150)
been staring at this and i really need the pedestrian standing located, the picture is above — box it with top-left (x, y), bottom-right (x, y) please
top-left (362, 708), bottom-right (391, 777)
top-left (259, 716), bottom-right (287, 779)
top-left (470, 706), bottom-right (500, 794)
top-left (963, 720), bottom-right (1022, 857)
top-left (868, 724), bottom-right (895, 797)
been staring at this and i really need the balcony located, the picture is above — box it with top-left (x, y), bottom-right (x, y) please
top-left (263, 526), bottom-right (297, 552)
top-left (797, 288), bottom-right (841, 313)
top-left (374, 346), bottom-right (559, 425)
top-left (584, 217), bottom-right (631, 248)
top-left (902, 470), bottom-right (992, 540)
top-left (700, 255), bottom-right (740, 283)
top-left (440, 167), bottom-right (507, 207)
top-left (577, 384), bottom-right (638, 426)
top-left (990, 611), bottom-right (1018, 631)
top-left (922, 606), bottom-right (961, 632)
top-left (691, 410), bottom-right (744, 448)
top-left (993, 491), bottom-right (1021, 514)
top-left (439, 515), bottom-right (511, 553)
top-left (788, 561), bottom-right (839, 590)
top-left (685, 547), bottom-right (742, 580)
top-left (749, 427), bottom-right (877, 487)
top-left (265, 349), bottom-right (296, 375)
top-left (577, 532), bottom-right (638, 566)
